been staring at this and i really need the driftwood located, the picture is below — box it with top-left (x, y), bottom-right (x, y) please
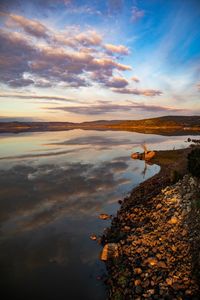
top-left (131, 143), bottom-right (156, 161)
top-left (131, 151), bottom-right (156, 161)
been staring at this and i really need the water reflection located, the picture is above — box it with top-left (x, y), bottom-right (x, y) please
top-left (0, 130), bottom-right (198, 300)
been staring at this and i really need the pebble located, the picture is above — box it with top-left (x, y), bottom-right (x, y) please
top-left (99, 213), bottom-right (110, 220)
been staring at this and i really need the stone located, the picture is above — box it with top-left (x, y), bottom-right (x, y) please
top-left (90, 234), bottom-right (97, 240)
top-left (156, 203), bottom-right (162, 209)
top-left (99, 213), bottom-right (110, 220)
top-left (168, 216), bottom-right (178, 224)
top-left (146, 257), bottom-right (158, 266)
top-left (100, 243), bottom-right (120, 261)
top-left (134, 268), bottom-right (142, 275)
top-left (124, 226), bottom-right (131, 231)
top-left (135, 285), bottom-right (143, 294)
top-left (158, 261), bottom-right (167, 268)
top-left (166, 278), bottom-right (173, 285)
top-left (134, 279), bottom-right (142, 286)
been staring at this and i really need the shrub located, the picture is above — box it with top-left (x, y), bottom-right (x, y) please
top-left (187, 148), bottom-right (200, 178)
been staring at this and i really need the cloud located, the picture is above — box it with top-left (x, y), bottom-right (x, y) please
top-left (45, 102), bottom-right (184, 115)
top-left (104, 43), bottom-right (129, 55)
top-left (131, 76), bottom-right (140, 83)
top-left (0, 93), bottom-right (81, 103)
top-left (7, 78), bottom-right (35, 87)
top-left (73, 30), bottom-right (102, 46)
top-left (131, 6), bottom-right (145, 22)
top-left (48, 135), bottom-right (133, 147)
top-left (0, 15), bottom-right (132, 89)
top-left (0, 158), bottom-right (130, 230)
top-left (6, 13), bottom-right (49, 38)
top-left (0, 148), bottom-right (88, 161)
top-left (112, 87), bottom-right (162, 96)
top-left (105, 76), bottom-right (129, 88)
top-left (91, 74), bottom-right (129, 88)
top-left (0, 0), bottom-right (71, 12)
top-left (0, 12), bottom-right (163, 97)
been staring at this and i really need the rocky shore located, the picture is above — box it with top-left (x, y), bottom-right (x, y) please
top-left (101, 148), bottom-right (200, 299)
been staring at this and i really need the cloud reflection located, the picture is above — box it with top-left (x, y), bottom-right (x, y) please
top-left (0, 157), bottom-right (137, 233)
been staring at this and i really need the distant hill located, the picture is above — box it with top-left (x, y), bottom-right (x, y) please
top-left (0, 116), bottom-right (200, 135)
top-left (102, 116), bottom-right (200, 128)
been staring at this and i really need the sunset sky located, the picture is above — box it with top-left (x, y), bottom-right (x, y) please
top-left (0, 0), bottom-right (200, 122)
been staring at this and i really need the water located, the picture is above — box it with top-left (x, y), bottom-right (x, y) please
top-left (0, 129), bottom-right (198, 300)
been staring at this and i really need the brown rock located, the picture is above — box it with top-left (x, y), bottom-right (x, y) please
top-left (146, 257), bottom-right (158, 266)
top-left (124, 226), bottom-right (131, 231)
top-left (136, 247), bottom-right (144, 254)
top-left (158, 261), bottom-right (167, 268)
top-left (168, 216), bottom-right (178, 224)
top-left (100, 243), bottom-right (120, 261)
top-left (156, 203), bottom-right (162, 209)
top-left (134, 279), bottom-right (142, 286)
top-left (134, 268), bottom-right (142, 274)
top-left (143, 279), bottom-right (150, 288)
top-left (90, 234), bottom-right (97, 240)
top-left (99, 213), bottom-right (110, 220)
top-left (166, 278), bottom-right (173, 285)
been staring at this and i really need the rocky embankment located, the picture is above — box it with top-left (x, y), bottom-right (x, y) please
top-left (101, 172), bottom-right (200, 299)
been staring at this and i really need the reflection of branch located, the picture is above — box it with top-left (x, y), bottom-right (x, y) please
top-left (141, 160), bottom-right (153, 178)
top-left (141, 161), bottom-right (147, 177)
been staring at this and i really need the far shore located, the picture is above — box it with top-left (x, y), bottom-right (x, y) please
top-left (1, 122), bottom-right (200, 136)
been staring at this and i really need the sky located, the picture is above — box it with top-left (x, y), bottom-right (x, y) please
top-left (0, 0), bottom-right (200, 122)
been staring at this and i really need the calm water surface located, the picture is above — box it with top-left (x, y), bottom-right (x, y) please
top-left (0, 130), bottom-right (198, 300)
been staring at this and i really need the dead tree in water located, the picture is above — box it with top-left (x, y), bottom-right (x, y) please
top-left (141, 143), bottom-right (148, 154)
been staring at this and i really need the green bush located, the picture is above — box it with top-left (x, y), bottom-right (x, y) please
top-left (187, 148), bottom-right (200, 178)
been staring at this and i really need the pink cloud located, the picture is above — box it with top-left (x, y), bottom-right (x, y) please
top-left (104, 43), bottom-right (129, 55)
top-left (0, 13), bottom-right (161, 97)
top-left (6, 13), bottom-right (49, 38)
top-left (131, 76), bottom-right (140, 83)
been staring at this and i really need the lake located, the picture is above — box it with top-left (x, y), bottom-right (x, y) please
top-left (0, 129), bottom-right (198, 300)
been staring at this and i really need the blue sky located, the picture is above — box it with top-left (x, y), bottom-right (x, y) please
top-left (0, 0), bottom-right (200, 121)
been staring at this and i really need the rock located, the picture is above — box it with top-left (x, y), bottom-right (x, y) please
top-left (134, 279), bottom-right (142, 286)
top-left (99, 213), bottom-right (110, 220)
top-left (134, 268), bottom-right (142, 274)
top-left (124, 226), bottom-right (131, 231)
top-left (90, 234), bottom-right (97, 240)
top-left (168, 216), bottom-right (178, 224)
top-left (156, 203), bottom-right (162, 209)
top-left (135, 285), bottom-right (143, 294)
top-left (146, 257), bottom-right (158, 266)
top-left (157, 261), bottom-right (167, 268)
top-left (143, 279), bottom-right (150, 288)
top-left (166, 278), bottom-right (173, 285)
top-left (100, 243), bottom-right (121, 261)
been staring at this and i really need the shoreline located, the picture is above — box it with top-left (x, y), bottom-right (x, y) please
top-left (101, 147), bottom-right (200, 299)
top-left (0, 124), bottom-right (200, 136)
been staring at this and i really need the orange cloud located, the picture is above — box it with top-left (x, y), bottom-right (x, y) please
top-left (131, 76), bottom-right (140, 83)
top-left (104, 43), bottom-right (129, 55)
top-left (6, 13), bottom-right (49, 38)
